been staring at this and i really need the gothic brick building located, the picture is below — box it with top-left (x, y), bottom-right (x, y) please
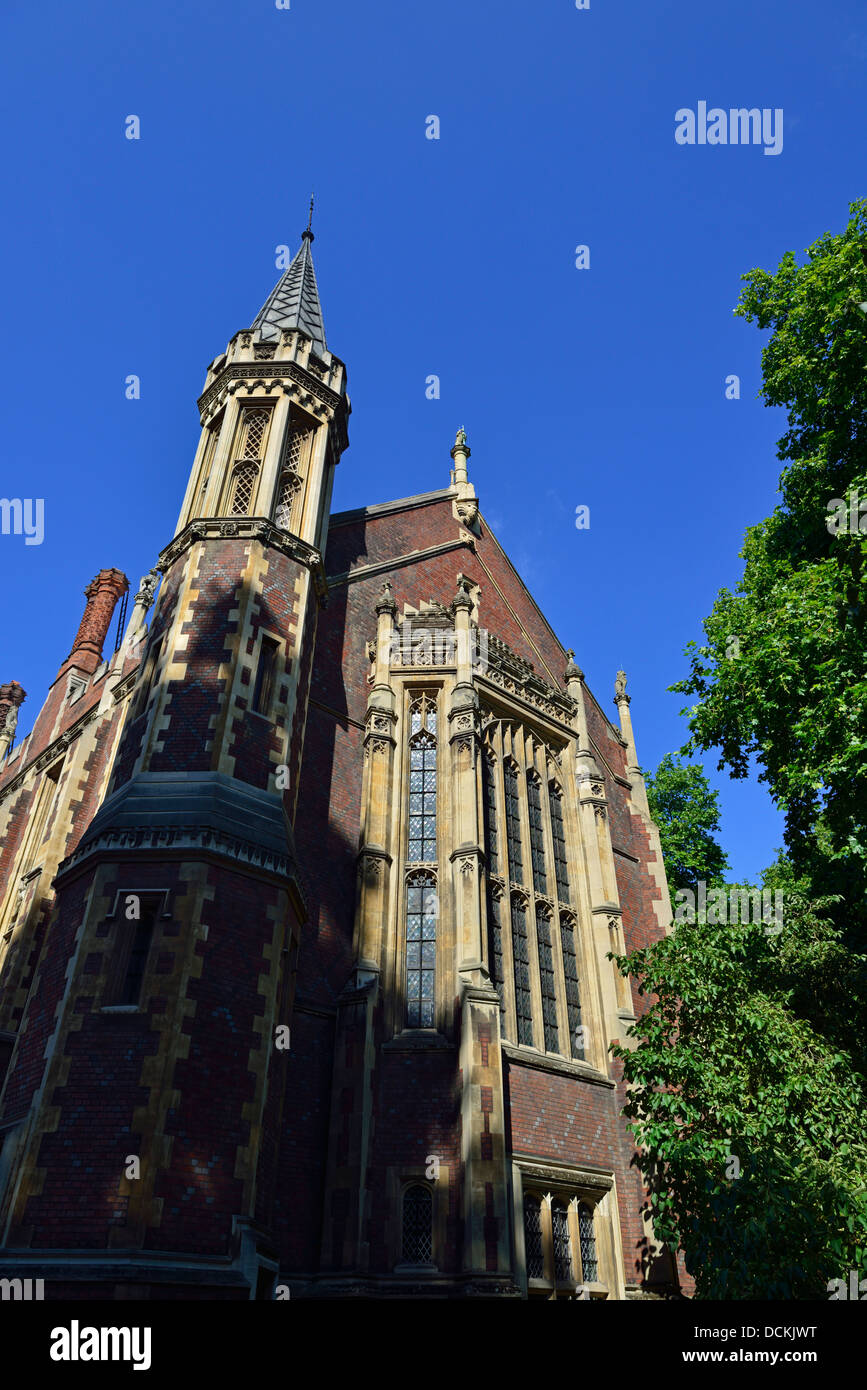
top-left (0, 226), bottom-right (679, 1299)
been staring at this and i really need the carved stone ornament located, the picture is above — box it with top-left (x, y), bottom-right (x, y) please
top-left (593, 803), bottom-right (607, 820)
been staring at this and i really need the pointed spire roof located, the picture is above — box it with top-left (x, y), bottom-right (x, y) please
top-left (251, 210), bottom-right (327, 356)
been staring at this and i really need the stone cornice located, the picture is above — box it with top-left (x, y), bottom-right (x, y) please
top-left (197, 359), bottom-right (344, 418)
top-left (502, 1041), bottom-right (615, 1088)
top-left (158, 517), bottom-right (329, 605)
top-left (511, 1151), bottom-right (615, 1192)
top-left (54, 823), bottom-right (305, 910)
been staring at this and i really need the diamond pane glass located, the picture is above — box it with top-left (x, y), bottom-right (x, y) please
top-left (549, 786), bottom-right (570, 903)
top-left (511, 898), bottom-right (533, 1046)
top-left (552, 1200), bottom-right (572, 1282)
top-left (240, 407), bottom-right (270, 459)
top-left (504, 765), bottom-right (523, 884)
top-left (560, 917), bottom-right (584, 1060)
top-left (528, 777), bottom-right (547, 895)
top-left (406, 872), bottom-right (436, 1028)
top-left (536, 913), bottom-right (560, 1053)
top-left (579, 1203), bottom-right (598, 1282)
top-left (524, 1197), bottom-right (544, 1279)
top-left (230, 462), bottom-right (258, 516)
top-left (482, 754), bottom-right (500, 876)
top-left (402, 1185), bottom-right (433, 1263)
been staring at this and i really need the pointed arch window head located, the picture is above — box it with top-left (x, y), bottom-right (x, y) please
top-left (406, 871), bottom-right (437, 1028)
top-left (504, 762), bottom-right (523, 884)
top-left (548, 784), bottom-right (570, 904)
top-left (527, 774), bottom-right (547, 895)
top-left (402, 1184), bottom-right (433, 1264)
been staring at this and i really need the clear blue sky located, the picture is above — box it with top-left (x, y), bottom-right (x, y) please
top-left (2, 0), bottom-right (864, 884)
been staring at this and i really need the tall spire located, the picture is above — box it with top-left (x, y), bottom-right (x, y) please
top-left (251, 207), bottom-right (327, 356)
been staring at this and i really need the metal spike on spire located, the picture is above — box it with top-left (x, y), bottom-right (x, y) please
top-left (251, 201), bottom-right (327, 355)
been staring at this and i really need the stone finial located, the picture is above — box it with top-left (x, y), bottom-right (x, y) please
top-left (450, 426), bottom-right (471, 485)
top-left (614, 669), bottom-right (630, 704)
top-left (0, 681), bottom-right (26, 754)
top-left (565, 649), bottom-right (584, 683)
top-left (453, 575), bottom-right (473, 610)
top-left (375, 580), bottom-right (397, 616)
top-left (134, 569), bottom-right (160, 610)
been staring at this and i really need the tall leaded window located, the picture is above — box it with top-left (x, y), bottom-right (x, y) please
top-left (273, 470), bottom-right (301, 530)
top-left (273, 419), bottom-right (312, 530)
top-left (230, 463), bottom-right (258, 515)
top-left (523, 1196), bottom-right (544, 1279)
top-left (239, 406), bottom-right (271, 460)
top-left (482, 754), bottom-right (500, 876)
top-left (405, 695), bottom-right (438, 1029)
top-left (578, 1203), bottom-right (598, 1282)
top-left (536, 910), bottom-right (559, 1053)
top-left (560, 914), bottom-right (584, 1061)
top-left (551, 1200), bottom-right (573, 1282)
top-left (408, 696), bottom-right (437, 864)
top-left (511, 895), bottom-right (533, 1047)
top-left (228, 405), bottom-right (271, 516)
top-left (406, 871), bottom-right (436, 1028)
top-left (487, 887), bottom-right (506, 1028)
top-left (527, 776), bottom-right (547, 895)
top-left (504, 763), bottom-right (523, 884)
top-left (548, 785), bottom-right (570, 903)
top-left (402, 1184), bottom-right (433, 1263)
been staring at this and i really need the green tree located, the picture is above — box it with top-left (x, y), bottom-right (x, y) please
top-left (646, 754), bottom-right (729, 916)
top-left (612, 900), bottom-right (867, 1299)
top-left (673, 199), bottom-right (867, 902)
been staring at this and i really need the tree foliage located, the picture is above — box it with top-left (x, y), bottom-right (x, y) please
top-left (672, 200), bottom-right (867, 893)
top-left (646, 754), bottom-right (729, 916)
top-left (612, 899), bottom-right (867, 1299)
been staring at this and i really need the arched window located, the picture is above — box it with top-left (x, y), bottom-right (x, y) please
top-left (405, 871), bottom-right (436, 1028)
top-left (273, 470), bottom-right (301, 530)
top-left (527, 775), bottom-right (547, 895)
top-left (482, 752), bottom-right (500, 876)
top-left (548, 783), bottom-right (570, 903)
top-left (402, 1184), bottom-right (433, 1263)
top-left (229, 462), bottom-right (258, 516)
top-left (510, 895), bottom-right (533, 1047)
top-left (504, 762), bottom-right (523, 884)
top-left (559, 914), bottom-right (584, 1061)
top-left (551, 1199), bottom-right (573, 1282)
top-left (578, 1203), bottom-right (598, 1282)
top-left (408, 695), bottom-right (437, 863)
top-left (536, 909), bottom-right (559, 1053)
top-left (523, 1196), bottom-right (544, 1279)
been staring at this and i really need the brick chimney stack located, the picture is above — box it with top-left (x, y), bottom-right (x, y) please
top-left (59, 568), bottom-right (129, 677)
